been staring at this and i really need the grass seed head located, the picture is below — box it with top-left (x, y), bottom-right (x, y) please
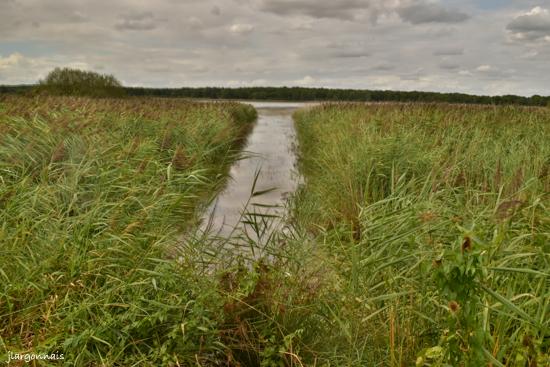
top-left (448, 301), bottom-right (460, 313)
top-left (461, 236), bottom-right (472, 254)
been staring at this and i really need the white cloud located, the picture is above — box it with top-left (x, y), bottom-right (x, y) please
top-left (0, 52), bottom-right (58, 84)
top-left (520, 49), bottom-right (539, 59)
top-left (474, 64), bottom-right (508, 79)
top-left (0, 53), bottom-right (25, 69)
top-left (229, 23), bottom-right (254, 34)
top-left (295, 75), bottom-right (316, 85)
top-left (525, 7), bottom-right (549, 18)
top-left (476, 65), bottom-right (492, 72)
top-left (251, 78), bottom-right (268, 86)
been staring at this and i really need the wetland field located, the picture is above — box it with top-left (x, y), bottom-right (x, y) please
top-left (0, 96), bottom-right (549, 366)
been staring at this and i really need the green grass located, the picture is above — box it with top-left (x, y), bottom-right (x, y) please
top-left (284, 103), bottom-right (550, 365)
top-left (1, 98), bottom-right (549, 366)
top-left (0, 96), bottom-right (256, 365)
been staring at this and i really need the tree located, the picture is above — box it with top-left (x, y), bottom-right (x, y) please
top-left (36, 67), bottom-right (125, 98)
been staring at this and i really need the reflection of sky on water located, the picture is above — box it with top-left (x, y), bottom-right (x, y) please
top-left (200, 102), bottom-right (312, 238)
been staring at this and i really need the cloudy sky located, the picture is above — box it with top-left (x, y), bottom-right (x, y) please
top-left (1, 0), bottom-right (550, 96)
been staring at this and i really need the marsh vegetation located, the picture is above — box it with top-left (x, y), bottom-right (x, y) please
top-left (0, 97), bottom-right (548, 366)
top-left (0, 95), bottom-right (256, 365)
top-left (290, 103), bottom-right (549, 366)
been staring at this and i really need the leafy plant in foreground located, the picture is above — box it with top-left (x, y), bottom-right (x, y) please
top-left (422, 232), bottom-right (488, 366)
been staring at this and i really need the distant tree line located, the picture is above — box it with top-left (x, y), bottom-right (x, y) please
top-left (125, 86), bottom-right (550, 106)
top-left (0, 85), bottom-right (32, 94)
top-left (2, 73), bottom-right (550, 106)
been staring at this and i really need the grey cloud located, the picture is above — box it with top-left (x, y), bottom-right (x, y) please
top-left (0, 0), bottom-right (18, 14)
top-left (67, 11), bottom-right (89, 23)
top-left (509, 31), bottom-right (546, 42)
top-left (371, 64), bottom-right (395, 71)
top-left (0, 1), bottom-right (88, 35)
top-left (115, 12), bottom-right (157, 31)
top-left (433, 47), bottom-right (464, 56)
top-left (438, 61), bottom-right (460, 70)
top-left (188, 17), bottom-right (204, 30)
top-left (145, 66), bottom-right (173, 73)
top-left (507, 9), bottom-right (550, 32)
top-left (331, 50), bottom-right (370, 58)
top-left (290, 21), bottom-right (314, 31)
top-left (325, 41), bottom-right (370, 58)
top-left (211, 5), bottom-right (221, 15)
top-left (258, 0), bottom-right (372, 21)
top-left (397, 3), bottom-right (469, 24)
top-left (400, 70), bottom-right (425, 81)
top-left (258, 0), bottom-right (470, 26)
top-left (506, 7), bottom-right (550, 42)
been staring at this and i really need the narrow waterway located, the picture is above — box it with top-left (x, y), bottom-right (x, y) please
top-left (200, 101), bottom-right (311, 239)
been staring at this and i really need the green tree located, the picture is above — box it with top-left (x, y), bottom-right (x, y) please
top-left (36, 67), bottom-right (125, 98)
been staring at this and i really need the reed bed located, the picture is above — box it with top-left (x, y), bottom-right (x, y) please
top-left (0, 96), bottom-right (256, 365)
top-left (284, 103), bottom-right (550, 365)
top-left (1, 98), bottom-right (548, 366)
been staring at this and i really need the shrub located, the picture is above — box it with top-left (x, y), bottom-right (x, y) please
top-left (36, 67), bottom-right (126, 98)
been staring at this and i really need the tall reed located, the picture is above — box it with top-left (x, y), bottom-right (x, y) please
top-left (287, 103), bottom-right (549, 365)
top-left (0, 96), bottom-right (256, 365)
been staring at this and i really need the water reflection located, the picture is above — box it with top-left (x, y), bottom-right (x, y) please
top-left (200, 101), bottom-right (312, 239)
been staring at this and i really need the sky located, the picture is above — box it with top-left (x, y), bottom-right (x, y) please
top-left (1, 0), bottom-right (550, 96)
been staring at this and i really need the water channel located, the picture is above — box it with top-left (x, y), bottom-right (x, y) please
top-left (199, 101), bottom-right (312, 240)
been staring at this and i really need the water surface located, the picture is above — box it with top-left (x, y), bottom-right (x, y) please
top-left (200, 101), bottom-right (312, 238)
